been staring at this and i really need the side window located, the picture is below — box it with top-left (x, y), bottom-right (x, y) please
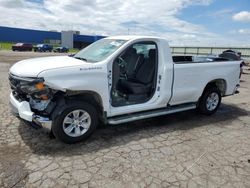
top-left (132, 43), bottom-right (156, 58)
top-left (120, 42), bottom-right (157, 79)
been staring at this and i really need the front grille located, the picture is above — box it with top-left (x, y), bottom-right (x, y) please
top-left (9, 74), bottom-right (20, 91)
top-left (9, 74), bottom-right (35, 90)
top-left (9, 73), bottom-right (34, 101)
top-left (9, 74), bottom-right (19, 91)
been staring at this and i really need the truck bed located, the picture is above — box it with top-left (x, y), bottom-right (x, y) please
top-left (173, 55), bottom-right (229, 64)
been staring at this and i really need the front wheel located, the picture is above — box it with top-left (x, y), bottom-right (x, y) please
top-left (197, 87), bottom-right (221, 115)
top-left (52, 101), bottom-right (98, 144)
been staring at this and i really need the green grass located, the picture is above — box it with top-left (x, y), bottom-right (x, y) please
top-left (69, 48), bottom-right (80, 53)
top-left (0, 42), bottom-right (14, 50)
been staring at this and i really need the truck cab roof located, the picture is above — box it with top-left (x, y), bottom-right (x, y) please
top-left (106, 35), bottom-right (163, 41)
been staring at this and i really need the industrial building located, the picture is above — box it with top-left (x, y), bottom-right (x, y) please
top-left (0, 26), bottom-right (105, 49)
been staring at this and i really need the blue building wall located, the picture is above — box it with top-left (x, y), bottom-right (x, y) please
top-left (0, 26), bottom-right (61, 43)
top-left (74, 34), bottom-right (105, 43)
top-left (0, 26), bottom-right (105, 44)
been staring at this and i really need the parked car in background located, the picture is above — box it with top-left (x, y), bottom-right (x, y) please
top-left (12, 43), bottom-right (33, 51)
top-left (219, 50), bottom-right (241, 60)
top-left (219, 49), bottom-right (245, 77)
top-left (34, 44), bottom-right (53, 52)
top-left (53, 46), bottom-right (69, 53)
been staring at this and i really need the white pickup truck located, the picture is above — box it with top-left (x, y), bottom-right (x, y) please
top-left (9, 36), bottom-right (241, 143)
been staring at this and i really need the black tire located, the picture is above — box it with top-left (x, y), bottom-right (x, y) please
top-left (52, 101), bottom-right (99, 144)
top-left (197, 86), bottom-right (221, 115)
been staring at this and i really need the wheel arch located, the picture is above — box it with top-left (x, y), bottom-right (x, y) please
top-left (197, 78), bottom-right (226, 106)
top-left (51, 90), bottom-right (104, 120)
top-left (65, 90), bottom-right (104, 114)
top-left (203, 79), bottom-right (227, 96)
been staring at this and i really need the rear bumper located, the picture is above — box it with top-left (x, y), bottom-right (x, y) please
top-left (234, 84), bottom-right (240, 94)
top-left (9, 92), bottom-right (52, 131)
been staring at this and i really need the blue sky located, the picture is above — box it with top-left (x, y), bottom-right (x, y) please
top-left (180, 0), bottom-right (250, 33)
top-left (25, 0), bottom-right (44, 4)
top-left (0, 0), bottom-right (249, 46)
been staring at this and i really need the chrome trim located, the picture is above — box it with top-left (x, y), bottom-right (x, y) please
top-left (32, 115), bottom-right (52, 132)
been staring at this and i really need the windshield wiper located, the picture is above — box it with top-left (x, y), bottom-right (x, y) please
top-left (74, 56), bottom-right (88, 62)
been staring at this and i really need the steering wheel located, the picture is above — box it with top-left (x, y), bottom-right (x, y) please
top-left (117, 57), bottom-right (128, 79)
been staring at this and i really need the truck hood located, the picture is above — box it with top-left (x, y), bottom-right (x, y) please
top-left (10, 56), bottom-right (89, 77)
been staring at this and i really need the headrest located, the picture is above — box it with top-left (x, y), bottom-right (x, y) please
top-left (126, 47), bottom-right (137, 55)
top-left (149, 49), bottom-right (156, 58)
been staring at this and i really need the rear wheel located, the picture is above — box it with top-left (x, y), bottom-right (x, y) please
top-left (52, 101), bottom-right (98, 144)
top-left (197, 87), bottom-right (221, 115)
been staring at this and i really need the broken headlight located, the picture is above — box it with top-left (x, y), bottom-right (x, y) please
top-left (19, 79), bottom-right (51, 100)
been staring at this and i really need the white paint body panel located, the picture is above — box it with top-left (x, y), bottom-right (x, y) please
top-left (10, 56), bottom-right (87, 77)
top-left (10, 92), bottom-right (33, 121)
top-left (38, 62), bottom-right (110, 112)
top-left (9, 36), bottom-right (241, 118)
top-left (170, 61), bottom-right (240, 105)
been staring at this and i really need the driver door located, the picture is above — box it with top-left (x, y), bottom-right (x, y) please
top-left (109, 41), bottom-right (162, 117)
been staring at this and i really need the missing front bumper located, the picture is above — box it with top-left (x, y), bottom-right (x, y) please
top-left (9, 92), bottom-right (52, 131)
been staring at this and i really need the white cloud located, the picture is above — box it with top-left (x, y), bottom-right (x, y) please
top-left (0, 0), bottom-right (212, 34)
top-left (233, 11), bottom-right (250, 22)
top-left (0, 0), bottom-right (249, 46)
top-left (238, 29), bottom-right (250, 34)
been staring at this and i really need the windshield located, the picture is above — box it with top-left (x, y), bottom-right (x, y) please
top-left (74, 39), bottom-right (127, 63)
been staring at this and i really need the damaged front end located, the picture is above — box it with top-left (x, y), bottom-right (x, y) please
top-left (9, 73), bottom-right (56, 131)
